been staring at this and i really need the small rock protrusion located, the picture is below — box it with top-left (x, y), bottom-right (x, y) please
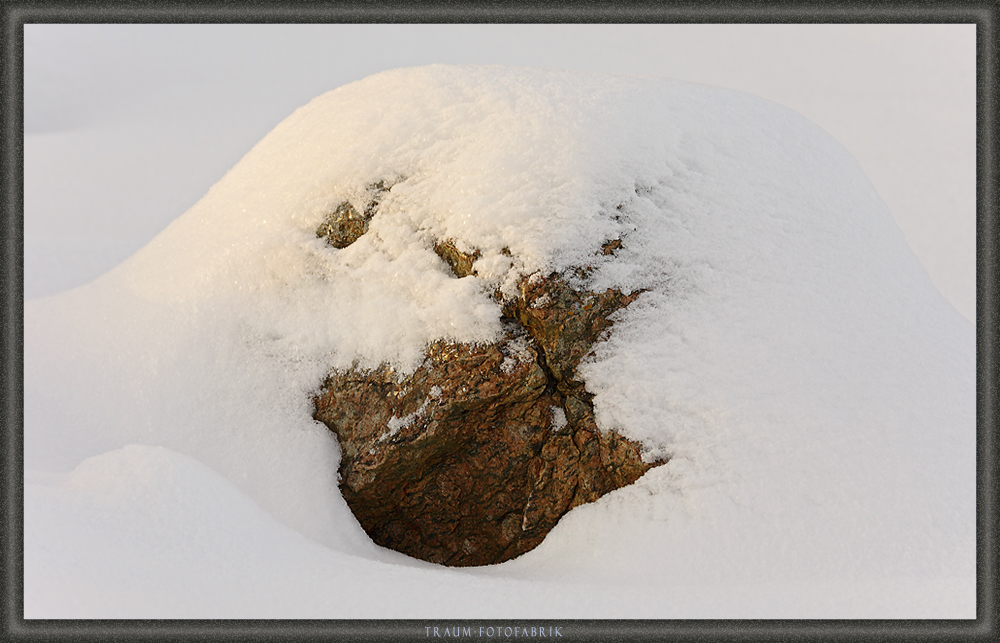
top-left (434, 239), bottom-right (481, 278)
top-left (316, 201), bottom-right (369, 248)
top-left (601, 238), bottom-right (623, 255)
top-left (316, 180), bottom-right (393, 248)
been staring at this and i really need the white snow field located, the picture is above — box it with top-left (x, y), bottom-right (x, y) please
top-left (23, 66), bottom-right (975, 618)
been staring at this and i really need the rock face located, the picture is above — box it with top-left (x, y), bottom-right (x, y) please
top-left (313, 201), bottom-right (663, 567)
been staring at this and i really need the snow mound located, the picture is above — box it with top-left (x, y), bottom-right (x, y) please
top-left (23, 65), bottom-right (974, 617)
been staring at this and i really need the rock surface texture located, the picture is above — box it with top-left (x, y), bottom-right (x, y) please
top-left (313, 205), bottom-right (663, 566)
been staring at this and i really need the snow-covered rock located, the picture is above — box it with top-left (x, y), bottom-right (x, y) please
top-left (315, 263), bottom-right (656, 567)
top-left (23, 65), bottom-right (974, 618)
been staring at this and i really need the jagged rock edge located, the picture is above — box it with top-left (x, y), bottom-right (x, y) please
top-left (313, 218), bottom-right (665, 565)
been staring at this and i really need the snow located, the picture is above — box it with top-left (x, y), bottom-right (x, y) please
top-left (23, 65), bottom-right (974, 618)
top-left (549, 407), bottom-right (568, 433)
top-left (500, 335), bottom-right (534, 374)
top-left (383, 398), bottom-right (433, 443)
top-left (23, 24), bottom-right (976, 321)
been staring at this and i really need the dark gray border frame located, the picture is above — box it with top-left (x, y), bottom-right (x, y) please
top-left (2, 2), bottom-right (997, 641)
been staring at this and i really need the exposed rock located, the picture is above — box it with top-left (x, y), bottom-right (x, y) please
top-left (504, 272), bottom-right (641, 399)
top-left (316, 180), bottom-right (391, 248)
top-left (434, 239), bottom-right (481, 278)
top-left (316, 201), bottom-right (368, 248)
top-left (313, 241), bottom-right (663, 567)
top-left (601, 238), bottom-right (622, 255)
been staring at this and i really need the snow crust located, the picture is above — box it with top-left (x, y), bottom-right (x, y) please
top-left (23, 65), bottom-right (974, 618)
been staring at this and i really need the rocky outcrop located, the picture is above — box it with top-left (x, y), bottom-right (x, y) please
top-left (313, 192), bottom-right (662, 566)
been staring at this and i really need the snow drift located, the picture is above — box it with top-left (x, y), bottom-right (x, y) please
top-left (23, 65), bottom-right (975, 618)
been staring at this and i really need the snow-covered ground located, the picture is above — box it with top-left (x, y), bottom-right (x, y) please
top-left (23, 64), bottom-right (975, 618)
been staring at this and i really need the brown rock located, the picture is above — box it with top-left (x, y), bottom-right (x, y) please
top-left (434, 240), bottom-right (481, 278)
top-left (504, 271), bottom-right (642, 397)
top-left (313, 243), bottom-right (664, 567)
top-left (316, 201), bottom-right (368, 248)
top-left (316, 180), bottom-right (392, 248)
top-left (601, 238), bottom-right (623, 255)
